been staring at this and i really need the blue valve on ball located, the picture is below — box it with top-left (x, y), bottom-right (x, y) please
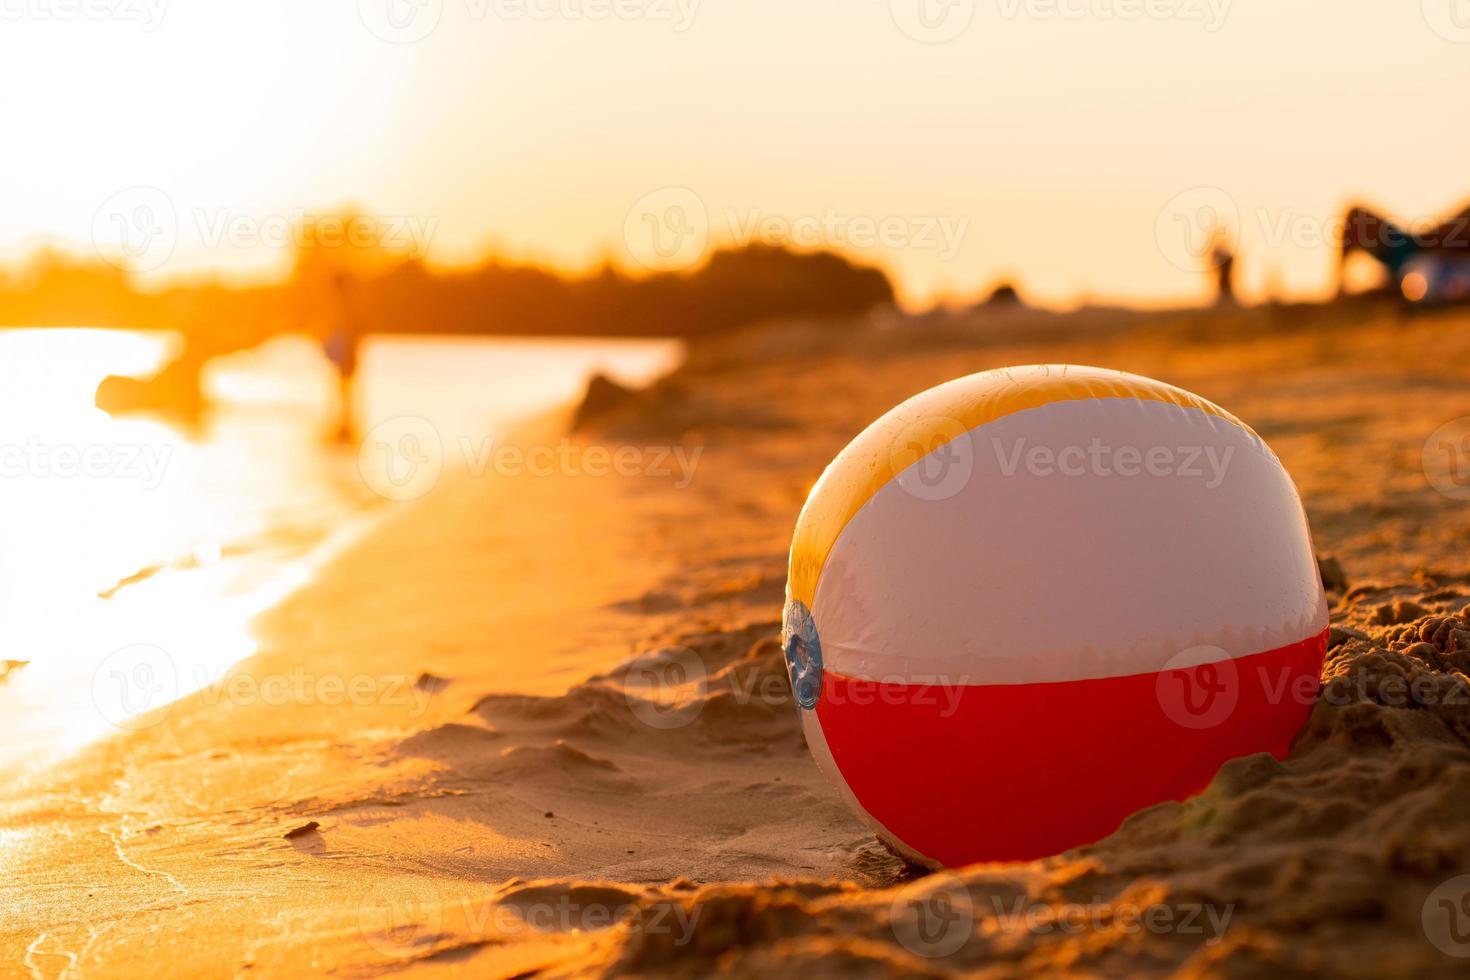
top-left (782, 599), bottom-right (823, 710)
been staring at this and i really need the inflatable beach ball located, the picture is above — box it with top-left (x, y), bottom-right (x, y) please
top-left (782, 366), bottom-right (1328, 868)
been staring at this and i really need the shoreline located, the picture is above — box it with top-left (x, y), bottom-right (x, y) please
top-left (0, 330), bottom-right (684, 785)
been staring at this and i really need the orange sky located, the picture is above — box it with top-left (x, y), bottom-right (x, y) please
top-left (3, 2), bottom-right (1468, 309)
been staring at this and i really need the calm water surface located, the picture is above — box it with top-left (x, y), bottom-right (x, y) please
top-left (0, 329), bottom-right (681, 774)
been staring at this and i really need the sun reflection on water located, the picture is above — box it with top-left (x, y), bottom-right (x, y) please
top-left (0, 328), bottom-right (369, 776)
top-left (0, 328), bottom-right (682, 779)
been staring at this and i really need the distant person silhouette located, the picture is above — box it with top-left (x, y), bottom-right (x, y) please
top-left (1209, 230), bottom-right (1236, 304)
top-left (322, 271), bottom-right (362, 442)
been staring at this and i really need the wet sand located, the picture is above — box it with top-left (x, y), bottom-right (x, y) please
top-left (5, 300), bottom-right (1470, 977)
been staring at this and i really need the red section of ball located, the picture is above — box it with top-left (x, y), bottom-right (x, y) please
top-left (814, 628), bottom-right (1328, 866)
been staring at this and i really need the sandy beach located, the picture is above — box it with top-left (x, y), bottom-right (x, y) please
top-left (10, 5), bottom-right (1470, 976)
top-left (3, 299), bottom-right (1468, 977)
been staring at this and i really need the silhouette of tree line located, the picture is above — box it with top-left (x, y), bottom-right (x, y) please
top-left (0, 231), bottom-right (894, 352)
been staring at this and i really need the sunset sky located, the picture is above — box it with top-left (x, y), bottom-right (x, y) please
top-left (3, 1), bottom-right (1468, 308)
